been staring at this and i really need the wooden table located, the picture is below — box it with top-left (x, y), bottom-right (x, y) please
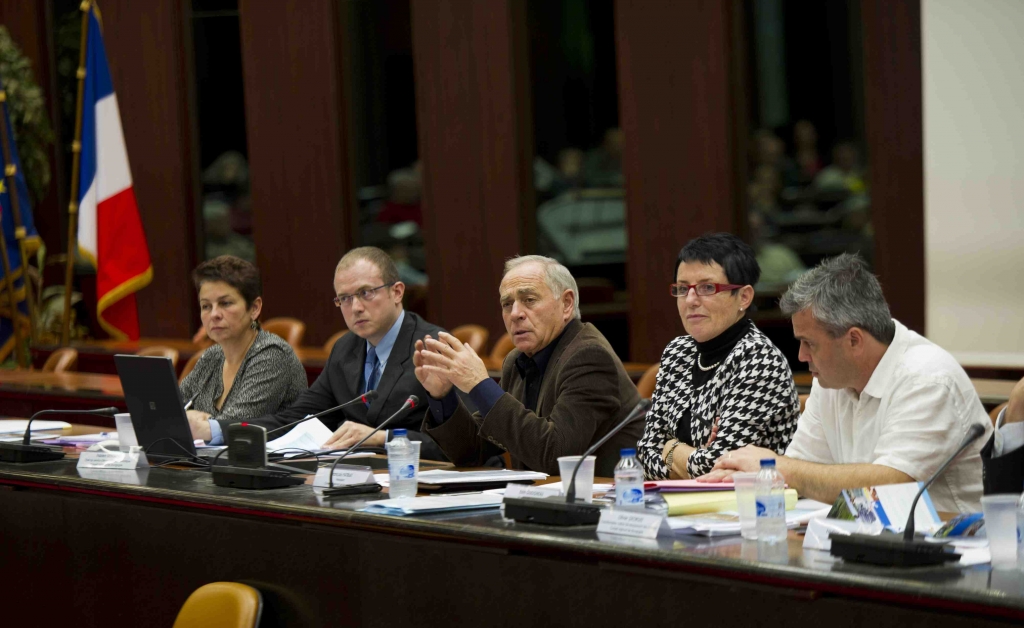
top-left (0, 370), bottom-right (126, 421)
top-left (31, 339), bottom-right (331, 384)
top-left (2, 460), bottom-right (1021, 627)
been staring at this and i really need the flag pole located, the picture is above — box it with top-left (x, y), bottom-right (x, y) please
top-left (0, 209), bottom-right (25, 366)
top-left (0, 89), bottom-right (39, 346)
top-left (61, 0), bottom-right (92, 346)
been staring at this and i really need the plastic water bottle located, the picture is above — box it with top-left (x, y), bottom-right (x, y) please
top-left (1017, 492), bottom-right (1024, 566)
top-left (755, 458), bottom-right (787, 543)
top-left (386, 429), bottom-right (418, 499)
top-left (614, 448), bottom-right (645, 509)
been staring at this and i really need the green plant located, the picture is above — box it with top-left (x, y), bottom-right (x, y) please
top-left (0, 25), bottom-right (55, 204)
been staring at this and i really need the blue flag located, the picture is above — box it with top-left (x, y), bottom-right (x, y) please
top-left (0, 74), bottom-right (40, 361)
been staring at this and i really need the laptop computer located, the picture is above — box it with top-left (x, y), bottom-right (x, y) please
top-left (114, 354), bottom-right (205, 463)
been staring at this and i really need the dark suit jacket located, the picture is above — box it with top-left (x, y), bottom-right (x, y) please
top-left (423, 319), bottom-right (643, 476)
top-left (253, 311), bottom-right (447, 461)
top-left (981, 434), bottom-right (1024, 494)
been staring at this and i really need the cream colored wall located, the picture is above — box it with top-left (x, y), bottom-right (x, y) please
top-left (923, 0), bottom-right (1024, 367)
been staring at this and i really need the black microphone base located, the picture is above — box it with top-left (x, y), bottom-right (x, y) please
top-left (829, 532), bottom-right (961, 567)
top-left (503, 496), bottom-right (603, 526)
top-left (211, 466), bottom-right (306, 490)
top-left (0, 443), bottom-right (66, 464)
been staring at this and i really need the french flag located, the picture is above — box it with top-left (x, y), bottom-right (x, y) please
top-left (78, 5), bottom-right (152, 340)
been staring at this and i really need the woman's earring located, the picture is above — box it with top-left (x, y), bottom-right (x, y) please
top-left (250, 319), bottom-right (258, 331)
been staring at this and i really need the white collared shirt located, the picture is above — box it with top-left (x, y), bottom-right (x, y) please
top-left (785, 320), bottom-right (992, 513)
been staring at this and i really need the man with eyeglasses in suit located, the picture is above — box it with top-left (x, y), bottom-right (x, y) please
top-left (250, 246), bottom-right (447, 460)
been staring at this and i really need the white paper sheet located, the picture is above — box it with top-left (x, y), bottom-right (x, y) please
top-left (362, 493), bottom-right (504, 516)
top-left (265, 418), bottom-right (333, 453)
top-left (0, 419), bottom-right (72, 434)
top-left (416, 469), bottom-right (548, 485)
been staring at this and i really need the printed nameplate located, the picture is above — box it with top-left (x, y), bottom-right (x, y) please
top-left (313, 465), bottom-right (374, 488)
top-left (504, 483), bottom-right (562, 500)
top-left (597, 508), bottom-right (668, 539)
top-left (77, 448), bottom-right (148, 470)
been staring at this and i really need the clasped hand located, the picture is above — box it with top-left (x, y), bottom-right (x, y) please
top-left (413, 332), bottom-right (490, 398)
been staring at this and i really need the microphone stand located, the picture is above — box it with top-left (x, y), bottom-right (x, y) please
top-left (829, 423), bottom-right (987, 567)
top-left (0, 407), bottom-right (120, 464)
top-left (326, 396), bottom-right (419, 490)
top-left (504, 399), bottom-right (652, 526)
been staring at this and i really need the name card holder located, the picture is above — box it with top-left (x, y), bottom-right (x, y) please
top-left (503, 483), bottom-right (563, 500)
top-left (597, 507), bottom-right (671, 540)
top-left (313, 465), bottom-right (374, 491)
top-left (77, 445), bottom-right (149, 471)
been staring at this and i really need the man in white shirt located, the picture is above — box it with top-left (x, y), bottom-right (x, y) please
top-left (982, 377), bottom-right (1024, 494)
top-left (701, 253), bottom-right (991, 513)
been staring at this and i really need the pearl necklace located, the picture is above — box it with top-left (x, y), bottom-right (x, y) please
top-left (696, 353), bottom-right (720, 372)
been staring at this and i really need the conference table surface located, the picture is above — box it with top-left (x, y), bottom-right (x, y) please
top-left (1, 455), bottom-right (1022, 626)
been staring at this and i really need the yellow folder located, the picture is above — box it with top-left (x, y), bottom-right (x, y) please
top-left (663, 489), bottom-right (799, 516)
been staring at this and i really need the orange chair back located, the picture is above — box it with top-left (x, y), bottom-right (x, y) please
top-left (42, 347), bottom-right (78, 373)
top-left (451, 324), bottom-right (489, 354)
top-left (990, 401), bottom-right (1008, 426)
top-left (172, 582), bottom-right (262, 628)
top-left (179, 349), bottom-right (205, 383)
top-left (488, 333), bottom-right (515, 368)
top-left (137, 346), bottom-right (180, 370)
top-left (323, 329), bottom-right (349, 352)
top-left (262, 317), bottom-right (306, 348)
top-left (636, 363), bottom-right (659, 399)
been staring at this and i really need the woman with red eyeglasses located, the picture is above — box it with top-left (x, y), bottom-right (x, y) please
top-left (636, 233), bottom-right (800, 480)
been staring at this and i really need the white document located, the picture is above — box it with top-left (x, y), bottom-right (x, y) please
top-left (0, 419), bottom-right (72, 434)
top-left (416, 469), bottom-right (548, 485)
top-left (598, 509), bottom-right (670, 539)
top-left (362, 493), bottom-right (503, 516)
top-left (265, 418), bottom-right (333, 453)
top-left (672, 501), bottom-right (831, 537)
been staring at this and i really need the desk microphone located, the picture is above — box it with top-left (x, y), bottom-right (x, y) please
top-left (504, 398), bottom-right (652, 526)
top-left (326, 395), bottom-right (419, 490)
top-left (0, 407), bottom-right (120, 464)
top-left (829, 422), bottom-right (987, 567)
top-left (265, 390), bottom-right (378, 436)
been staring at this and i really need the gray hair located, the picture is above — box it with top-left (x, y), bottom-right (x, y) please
top-left (502, 255), bottom-right (581, 320)
top-left (779, 253), bottom-right (895, 343)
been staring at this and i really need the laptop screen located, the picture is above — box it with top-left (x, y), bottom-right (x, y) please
top-left (113, 354), bottom-right (197, 461)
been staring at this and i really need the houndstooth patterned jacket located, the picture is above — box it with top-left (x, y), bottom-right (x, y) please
top-left (637, 323), bottom-right (800, 479)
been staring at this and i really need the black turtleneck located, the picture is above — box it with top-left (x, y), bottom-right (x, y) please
top-left (674, 316), bottom-right (753, 444)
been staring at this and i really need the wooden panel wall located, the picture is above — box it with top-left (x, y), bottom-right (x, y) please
top-left (238, 0), bottom-right (353, 346)
top-left (616, 0), bottom-right (740, 363)
top-left (862, 0), bottom-right (925, 333)
top-left (410, 0), bottom-right (532, 342)
top-left (100, 0), bottom-right (197, 338)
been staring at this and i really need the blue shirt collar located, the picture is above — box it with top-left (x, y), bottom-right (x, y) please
top-left (514, 324), bottom-right (566, 381)
top-left (367, 309), bottom-right (405, 368)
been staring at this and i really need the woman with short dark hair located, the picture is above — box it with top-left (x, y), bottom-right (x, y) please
top-left (181, 255), bottom-right (307, 444)
top-left (637, 233), bottom-right (800, 479)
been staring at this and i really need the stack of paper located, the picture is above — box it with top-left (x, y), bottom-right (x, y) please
top-left (416, 469), bottom-right (548, 485)
top-left (362, 493), bottom-right (504, 516)
top-left (663, 488), bottom-right (799, 516)
top-left (265, 418), bottom-right (332, 453)
top-left (0, 419), bottom-right (72, 434)
top-left (644, 479), bottom-right (736, 492)
top-left (669, 499), bottom-right (831, 536)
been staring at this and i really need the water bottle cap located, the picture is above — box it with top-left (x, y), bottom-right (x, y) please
top-left (393, 428), bottom-right (407, 437)
top-left (760, 458), bottom-right (776, 467)
top-left (620, 448), bottom-right (636, 457)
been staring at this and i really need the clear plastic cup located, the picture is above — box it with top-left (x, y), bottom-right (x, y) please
top-left (732, 472), bottom-right (759, 540)
top-left (982, 494), bottom-right (1019, 568)
top-left (557, 455), bottom-right (596, 503)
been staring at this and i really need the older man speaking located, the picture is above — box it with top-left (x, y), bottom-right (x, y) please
top-left (414, 255), bottom-right (641, 476)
